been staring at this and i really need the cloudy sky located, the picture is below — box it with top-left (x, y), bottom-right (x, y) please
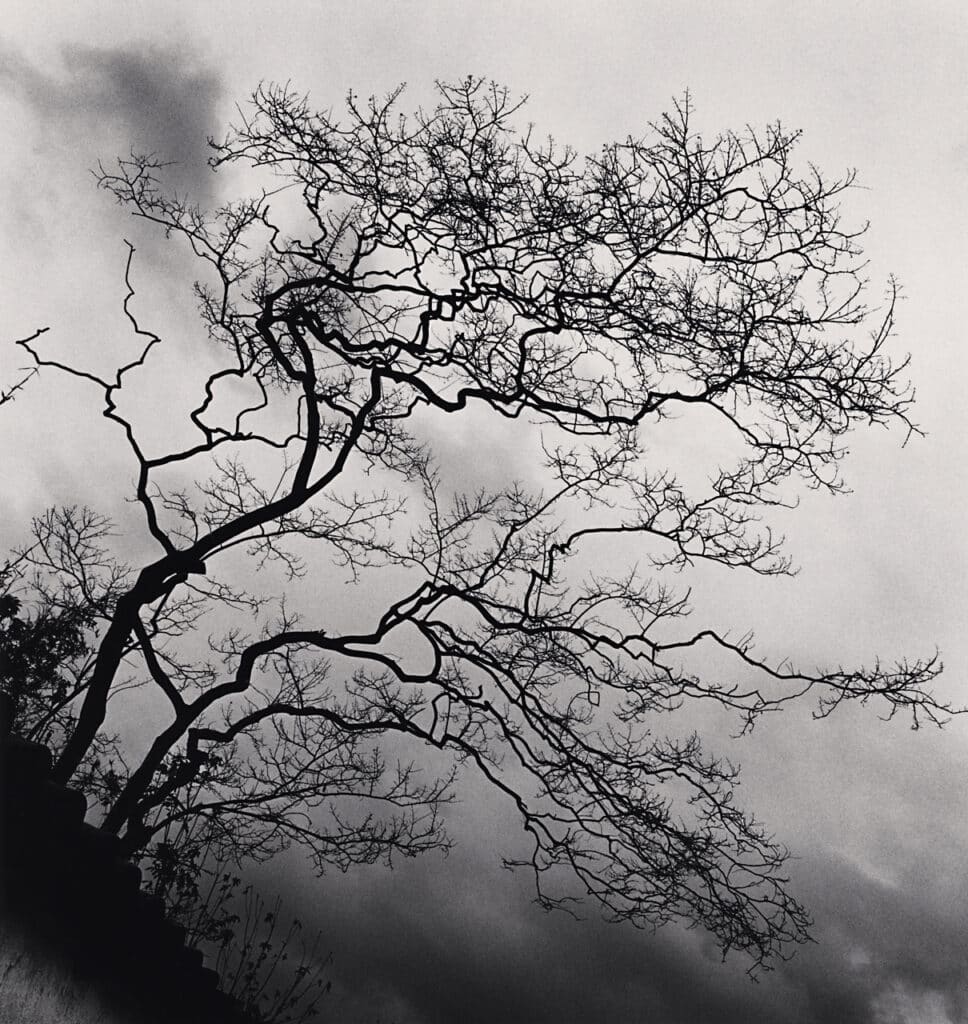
top-left (2, 3), bottom-right (967, 1022)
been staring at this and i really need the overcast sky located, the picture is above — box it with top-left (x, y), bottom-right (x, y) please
top-left (2, 3), bottom-right (967, 1022)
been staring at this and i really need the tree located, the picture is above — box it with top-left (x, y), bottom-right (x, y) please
top-left (0, 536), bottom-right (128, 807)
top-left (6, 78), bottom-right (953, 970)
top-left (1, 529), bottom-right (332, 1024)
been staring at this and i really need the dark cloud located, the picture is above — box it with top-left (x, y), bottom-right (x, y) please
top-left (0, 40), bottom-right (223, 202)
top-left (255, 803), bottom-right (968, 1024)
top-left (246, 693), bottom-right (968, 1023)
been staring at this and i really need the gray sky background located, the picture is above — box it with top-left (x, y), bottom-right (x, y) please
top-left (1, 3), bottom-right (967, 1022)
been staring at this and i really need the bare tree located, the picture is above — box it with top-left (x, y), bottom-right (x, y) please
top-left (0, 534), bottom-right (131, 808)
top-left (7, 79), bottom-right (954, 970)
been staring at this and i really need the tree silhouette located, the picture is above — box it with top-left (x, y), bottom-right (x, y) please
top-left (7, 79), bottom-right (954, 969)
top-left (0, 543), bottom-right (128, 807)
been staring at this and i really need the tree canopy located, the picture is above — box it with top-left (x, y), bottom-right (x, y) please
top-left (5, 78), bottom-right (951, 970)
